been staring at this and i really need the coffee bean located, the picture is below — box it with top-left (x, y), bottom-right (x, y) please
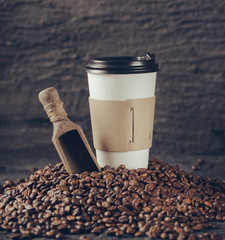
top-left (118, 215), bottom-right (129, 223)
top-left (91, 226), bottom-right (104, 233)
top-left (115, 229), bottom-right (124, 236)
top-left (135, 230), bottom-right (144, 237)
top-left (191, 165), bottom-right (197, 170)
top-left (205, 201), bottom-right (213, 208)
top-left (197, 158), bottom-right (204, 164)
top-left (172, 181), bottom-right (183, 189)
top-left (102, 201), bottom-right (110, 208)
top-left (45, 230), bottom-right (58, 237)
top-left (10, 233), bottom-right (22, 239)
top-left (55, 232), bottom-right (64, 239)
top-left (146, 183), bottom-right (155, 191)
top-left (104, 175), bottom-right (113, 185)
top-left (57, 223), bottom-right (68, 232)
top-left (132, 198), bottom-right (141, 208)
top-left (183, 198), bottom-right (192, 205)
top-left (188, 233), bottom-right (199, 240)
top-left (80, 235), bottom-right (92, 240)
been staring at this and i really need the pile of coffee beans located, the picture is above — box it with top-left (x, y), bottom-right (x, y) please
top-left (0, 158), bottom-right (224, 239)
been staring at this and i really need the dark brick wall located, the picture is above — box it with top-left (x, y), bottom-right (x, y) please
top-left (0, 0), bottom-right (225, 156)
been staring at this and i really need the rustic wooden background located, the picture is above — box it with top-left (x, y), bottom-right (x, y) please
top-left (0, 0), bottom-right (225, 158)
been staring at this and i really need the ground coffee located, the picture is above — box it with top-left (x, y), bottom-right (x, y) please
top-left (0, 158), bottom-right (224, 239)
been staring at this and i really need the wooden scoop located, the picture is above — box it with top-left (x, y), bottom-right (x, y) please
top-left (38, 87), bottom-right (100, 174)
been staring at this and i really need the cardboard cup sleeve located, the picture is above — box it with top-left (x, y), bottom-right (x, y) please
top-left (89, 96), bottom-right (156, 152)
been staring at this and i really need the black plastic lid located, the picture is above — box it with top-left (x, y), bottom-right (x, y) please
top-left (86, 53), bottom-right (158, 74)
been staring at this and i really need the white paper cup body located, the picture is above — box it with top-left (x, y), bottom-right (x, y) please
top-left (87, 72), bottom-right (157, 169)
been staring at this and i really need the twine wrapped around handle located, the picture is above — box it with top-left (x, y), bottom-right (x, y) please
top-left (43, 101), bottom-right (67, 122)
top-left (39, 87), bottom-right (68, 122)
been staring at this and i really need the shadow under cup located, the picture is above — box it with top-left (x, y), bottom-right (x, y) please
top-left (86, 54), bottom-right (158, 169)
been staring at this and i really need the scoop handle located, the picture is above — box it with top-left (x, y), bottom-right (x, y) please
top-left (38, 87), bottom-right (61, 107)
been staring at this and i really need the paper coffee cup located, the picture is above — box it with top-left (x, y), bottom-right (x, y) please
top-left (87, 54), bottom-right (158, 169)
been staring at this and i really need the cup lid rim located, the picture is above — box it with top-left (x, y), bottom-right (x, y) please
top-left (86, 54), bottom-right (159, 74)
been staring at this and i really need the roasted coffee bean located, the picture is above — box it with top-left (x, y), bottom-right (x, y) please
top-left (118, 215), bottom-right (129, 223)
top-left (80, 236), bottom-right (93, 240)
top-left (102, 201), bottom-right (110, 208)
top-left (132, 197), bottom-right (141, 208)
top-left (183, 198), bottom-right (192, 205)
top-left (205, 201), bottom-right (213, 208)
top-left (191, 165), bottom-right (197, 170)
top-left (145, 183), bottom-right (155, 191)
top-left (115, 229), bottom-right (124, 236)
top-left (126, 225), bottom-right (135, 235)
top-left (57, 223), bottom-right (68, 231)
top-left (55, 232), bottom-right (64, 239)
top-left (45, 230), bottom-right (59, 237)
top-left (197, 158), bottom-right (204, 164)
top-left (10, 233), bottom-right (22, 239)
top-left (0, 158), bottom-right (224, 239)
top-left (91, 226), bottom-right (105, 234)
